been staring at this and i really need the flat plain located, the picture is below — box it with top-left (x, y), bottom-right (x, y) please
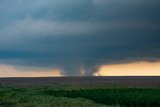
top-left (1, 76), bottom-right (160, 87)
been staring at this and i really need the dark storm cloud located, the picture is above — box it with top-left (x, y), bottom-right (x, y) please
top-left (0, 0), bottom-right (160, 75)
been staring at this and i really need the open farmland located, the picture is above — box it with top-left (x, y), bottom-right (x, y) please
top-left (0, 76), bottom-right (160, 87)
top-left (0, 76), bottom-right (160, 107)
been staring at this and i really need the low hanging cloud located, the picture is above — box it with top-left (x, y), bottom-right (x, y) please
top-left (0, 0), bottom-right (160, 76)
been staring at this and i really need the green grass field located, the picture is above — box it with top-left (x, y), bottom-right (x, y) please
top-left (0, 85), bottom-right (160, 107)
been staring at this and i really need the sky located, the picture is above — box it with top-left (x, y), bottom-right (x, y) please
top-left (0, 0), bottom-right (160, 77)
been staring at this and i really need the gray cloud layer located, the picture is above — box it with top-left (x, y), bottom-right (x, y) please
top-left (0, 0), bottom-right (160, 75)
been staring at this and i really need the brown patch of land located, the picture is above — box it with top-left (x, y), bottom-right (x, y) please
top-left (0, 76), bottom-right (160, 87)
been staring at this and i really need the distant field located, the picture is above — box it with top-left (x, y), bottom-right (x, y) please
top-left (1, 76), bottom-right (160, 87)
top-left (0, 76), bottom-right (160, 107)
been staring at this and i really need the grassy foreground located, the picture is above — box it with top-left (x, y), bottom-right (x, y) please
top-left (0, 85), bottom-right (160, 107)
